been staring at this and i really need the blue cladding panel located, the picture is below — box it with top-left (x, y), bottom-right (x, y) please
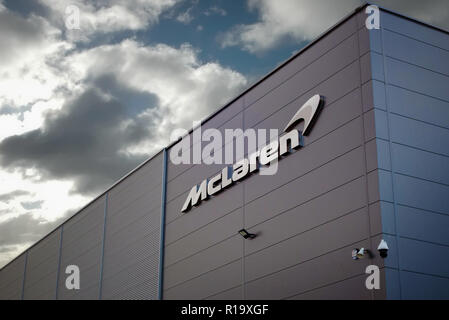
top-left (374, 11), bottom-right (449, 299)
top-left (389, 114), bottom-right (449, 157)
top-left (400, 271), bottom-right (449, 300)
top-left (385, 57), bottom-right (449, 102)
top-left (394, 174), bottom-right (449, 216)
top-left (387, 85), bottom-right (449, 130)
top-left (399, 238), bottom-right (449, 278)
top-left (391, 143), bottom-right (449, 186)
top-left (397, 205), bottom-right (449, 246)
top-left (383, 30), bottom-right (449, 76)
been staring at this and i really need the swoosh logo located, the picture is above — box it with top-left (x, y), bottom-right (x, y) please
top-left (283, 94), bottom-right (324, 135)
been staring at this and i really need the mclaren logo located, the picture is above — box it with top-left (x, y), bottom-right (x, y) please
top-left (181, 94), bottom-right (324, 213)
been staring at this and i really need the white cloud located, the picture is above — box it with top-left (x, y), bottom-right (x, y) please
top-left (39, 0), bottom-right (180, 40)
top-left (68, 39), bottom-right (247, 153)
top-left (177, 7), bottom-right (194, 24)
top-left (220, 0), bottom-right (361, 53)
top-left (204, 6), bottom-right (227, 16)
top-left (221, 0), bottom-right (449, 53)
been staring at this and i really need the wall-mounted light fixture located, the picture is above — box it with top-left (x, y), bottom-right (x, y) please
top-left (352, 248), bottom-right (371, 260)
top-left (238, 229), bottom-right (257, 239)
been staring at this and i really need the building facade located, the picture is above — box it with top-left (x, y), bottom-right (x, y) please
top-left (1, 4), bottom-right (448, 300)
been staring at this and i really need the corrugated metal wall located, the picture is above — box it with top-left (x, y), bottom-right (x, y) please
top-left (23, 229), bottom-right (61, 299)
top-left (368, 10), bottom-right (449, 299)
top-left (57, 196), bottom-right (105, 300)
top-left (0, 254), bottom-right (26, 300)
top-left (100, 152), bottom-right (163, 299)
top-left (0, 151), bottom-right (164, 300)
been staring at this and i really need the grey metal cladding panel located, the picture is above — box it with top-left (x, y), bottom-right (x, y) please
top-left (164, 259), bottom-right (243, 300)
top-left (59, 280), bottom-right (100, 300)
top-left (385, 57), bottom-right (449, 102)
top-left (26, 229), bottom-right (61, 267)
top-left (244, 208), bottom-right (369, 283)
top-left (99, 151), bottom-right (162, 300)
top-left (400, 271), bottom-right (449, 299)
top-left (24, 229), bottom-right (61, 299)
top-left (108, 180), bottom-right (162, 219)
top-left (106, 187), bottom-right (161, 237)
top-left (391, 143), bottom-right (449, 186)
top-left (397, 205), bottom-right (449, 247)
top-left (386, 85), bottom-right (449, 130)
top-left (107, 274), bottom-right (159, 300)
top-left (381, 11), bottom-right (449, 52)
top-left (399, 237), bottom-right (449, 279)
top-left (245, 146), bottom-right (365, 227)
top-left (394, 174), bottom-right (449, 216)
top-left (102, 187), bottom-right (160, 299)
top-left (173, 104), bottom-right (244, 161)
top-left (245, 241), bottom-right (374, 300)
top-left (244, 111), bottom-right (363, 206)
top-left (245, 15), bottom-right (357, 106)
top-left (383, 30), bottom-right (449, 76)
top-left (245, 177), bottom-right (367, 256)
top-left (165, 184), bottom-right (244, 244)
top-left (111, 152), bottom-right (163, 196)
top-left (248, 63), bottom-right (361, 142)
top-left (165, 208), bottom-right (242, 267)
top-left (164, 235), bottom-right (242, 290)
top-left (0, 255), bottom-right (25, 300)
top-left (24, 271), bottom-right (59, 300)
top-left (244, 34), bottom-right (359, 128)
top-left (164, 112), bottom-right (244, 198)
top-left (166, 162), bottom-right (224, 203)
top-left (101, 254), bottom-right (159, 299)
top-left (206, 286), bottom-right (243, 300)
top-left (287, 274), bottom-right (377, 300)
top-left (103, 224), bottom-right (160, 278)
top-left (108, 154), bottom-right (163, 214)
top-left (166, 98), bottom-right (244, 182)
top-left (58, 256), bottom-right (101, 300)
top-left (103, 223), bottom-right (160, 276)
top-left (389, 114), bottom-right (449, 157)
top-left (61, 197), bottom-right (105, 247)
top-left (61, 223), bottom-right (103, 264)
top-left (0, 277), bottom-right (23, 300)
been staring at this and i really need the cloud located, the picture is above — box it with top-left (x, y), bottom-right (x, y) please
top-left (0, 190), bottom-right (31, 203)
top-left (0, 88), bottom-right (151, 195)
top-left (0, 39), bottom-right (247, 196)
top-left (20, 200), bottom-right (44, 210)
top-left (220, 0), bottom-right (449, 53)
top-left (177, 7), bottom-right (194, 24)
top-left (204, 6), bottom-right (227, 16)
top-left (38, 0), bottom-right (181, 41)
top-left (0, 213), bottom-right (67, 268)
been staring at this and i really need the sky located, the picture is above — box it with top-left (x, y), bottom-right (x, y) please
top-left (0, 0), bottom-right (448, 268)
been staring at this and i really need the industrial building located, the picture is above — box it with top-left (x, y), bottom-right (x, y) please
top-left (1, 4), bottom-right (448, 300)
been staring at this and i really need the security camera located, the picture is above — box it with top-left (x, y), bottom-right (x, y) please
top-left (377, 239), bottom-right (389, 258)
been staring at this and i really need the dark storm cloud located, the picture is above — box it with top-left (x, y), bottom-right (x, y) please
top-left (0, 190), bottom-right (31, 203)
top-left (0, 85), bottom-right (160, 195)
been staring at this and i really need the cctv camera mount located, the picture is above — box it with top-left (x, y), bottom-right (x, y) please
top-left (377, 239), bottom-right (389, 258)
